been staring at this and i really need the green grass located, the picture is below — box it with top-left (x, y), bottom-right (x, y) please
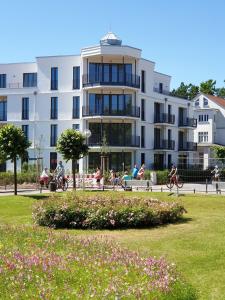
top-left (0, 191), bottom-right (225, 299)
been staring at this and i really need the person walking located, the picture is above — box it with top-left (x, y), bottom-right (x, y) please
top-left (132, 164), bottom-right (139, 179)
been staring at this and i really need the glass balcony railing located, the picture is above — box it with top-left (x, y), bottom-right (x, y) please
top-left (88, 134), bottom-right (140, 147)
top-left (82, 74), bottom-right (140, 88)
top-left (178, 142), bottom-right (197, 151)
top-left (179, 117), bottom-right (197, 128)
top-left (154, 139), bottom-right (175, 150)
top-left (82, 106), bottom-right (140, 118)
top-left (154, 113), bottom-right (175, 124)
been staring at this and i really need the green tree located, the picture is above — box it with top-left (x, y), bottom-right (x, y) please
top-left (188, 84), bottom-right (199, 100)
top-left (56, 129), bottom-right (89, 190)
top-left (170, 82), bottom-right (189, 99)
top-left (212, 145), bottom-right (225, 164)
top-left (0, 124), bottom-right (31, 195)
top-left (200, 79), bottom-right (216, 95)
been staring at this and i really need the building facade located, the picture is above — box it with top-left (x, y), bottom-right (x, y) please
top-left (194, 93), bottom-right (225, 169)
top-left (0, 32), bottom-right (197, 173)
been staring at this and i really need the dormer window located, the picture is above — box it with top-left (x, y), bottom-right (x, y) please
top-left (195, 99), bottom-right (199, 107)
top-left (203, 98), bottom-right (208, 107)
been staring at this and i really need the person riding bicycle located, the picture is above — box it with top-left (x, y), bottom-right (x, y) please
top-left (211, 165), bottom-right (220, 182)
top-left (168, 164), bottom-right (178, 184)
top-left (55, 161), bottom-right (65, 183)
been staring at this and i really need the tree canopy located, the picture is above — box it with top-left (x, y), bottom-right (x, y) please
top-left (56, 129), bottom-right (89, 189)
top-left (171, 79), bottom-right (225, 100)
top-left (0, 124), bottom-right (31, 195)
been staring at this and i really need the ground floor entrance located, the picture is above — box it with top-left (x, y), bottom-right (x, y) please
top-left (88, 152), bottom-right (132, 172)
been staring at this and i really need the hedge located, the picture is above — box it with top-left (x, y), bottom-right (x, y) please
top-left (0, 171), bottom-right (36, 186)
top-left (33, 193), bottom-right (186, 229)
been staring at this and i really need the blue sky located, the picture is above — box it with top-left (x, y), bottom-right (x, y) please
top-left (1, 0), bottom-right (225, 88)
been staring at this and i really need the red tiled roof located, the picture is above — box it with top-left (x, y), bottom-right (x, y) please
top-left (206, 94), bottom-right (225, 108)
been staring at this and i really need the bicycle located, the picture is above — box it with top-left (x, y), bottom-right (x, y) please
top-left (166, 175), bottom-right (183, 190)
top-left (52, 174), bottom-right (69, 191)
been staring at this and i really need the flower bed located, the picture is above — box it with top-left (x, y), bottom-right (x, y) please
top-left (0, 226), bottom-right (196, 299)
top-left (33, 193), bottom-right (186, 229)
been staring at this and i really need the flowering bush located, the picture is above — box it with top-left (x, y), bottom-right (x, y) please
top-left (0, 226), bottom-right (196, 299)
top-left (33, 193), bottom-right (186, 229)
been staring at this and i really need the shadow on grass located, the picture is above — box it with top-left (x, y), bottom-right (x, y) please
top-left (23, 194), bottom-right (49, 201)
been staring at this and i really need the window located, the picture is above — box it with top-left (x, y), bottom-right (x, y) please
top-left (50, 97), bottom-right (58, 119)
top-left (141, 126), bottom-right (145, 148)
top-left (0, 99), bottom-right (7, 121)
top-left (23, 73), bottom-right (37, 87)
top-left (50, 124), bottom-right (58, 146)
top-left (159, 83), bottom-right (163, 93)
top-left (51, 67), bottom-right (58, 90)
top-left (73, 66), bottom-right (80, 89)
top-left (72, 96), bottom-right (80, 118)
top-left (72, 124), bottom-right (80, 131)
top-left (198, 114), bottom-right (209, 122)
top-left (141, 153), bottom-right (145, 165)
top-left (22, 97), bottom-right (29, 120)
top-left (50, 152), bottom-right (57, 170)
top-left (141, 70), bottom-right (145, 93)
top-left (0, 74), bottom-right (6, 88)
top-left (22, 125), bottom-right (29, 141)
top-left (141, 99), bottom-right (145, 121)
top-left (195, 99), bottom-right (199, 107)
top-left (203, 97), bottom-right (208, 107)
top-left (198, 132), bottom-right (208, 143)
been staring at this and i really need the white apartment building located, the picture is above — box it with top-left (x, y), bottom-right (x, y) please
top-left (0, 32), bottom-right (197, 173)
top-left (194, 93), bottom-right (225, 169)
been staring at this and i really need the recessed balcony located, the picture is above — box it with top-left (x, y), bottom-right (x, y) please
top-left (154, 139), bottom-right (175, 150)
top-left (82, 74), bottom-right (140, 89)
top-left (88, 134), bottom-right (140, 148)
top-left (82, 106), bottom-right (140, 118)
top-left (179, 117), bottom-right (197, 128)
top-left (178, 142), bottom-right (197, 151)
top-left (154, 113), bottom-right (175, 125)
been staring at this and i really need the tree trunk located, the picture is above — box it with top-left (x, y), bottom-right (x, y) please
top-left (72, 159), bottom-right (76, 190)
top-left (13, 157), bottom-right (17, 195)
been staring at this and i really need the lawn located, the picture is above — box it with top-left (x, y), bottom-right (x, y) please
top-left (0, 191), bottom-right (225, 299)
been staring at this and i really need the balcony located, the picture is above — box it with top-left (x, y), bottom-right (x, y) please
top-left (178, 142), bottom-right (197, 151)
top-left (154, 139), bottom-right (175, 150)
top-left (82, 106), bottom-right (140, 118)
top-left (154, 113), bottom-right (175, 124)
top-left (88, 134), bottom-right (140, 147)
top-left (179, 117), bottom-right (197, 128)
top-left (82, 74), bottom-right (140, 89)
top-left (153, 87), bottom-right (170, 95)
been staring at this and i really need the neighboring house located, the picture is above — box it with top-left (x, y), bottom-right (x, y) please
top-left (194, 93), bottom-right (225, 169)
top-left (0, 32), bottom-right (197, 173)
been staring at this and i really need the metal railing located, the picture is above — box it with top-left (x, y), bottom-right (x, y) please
top-left (82, 106), bottom-right (140, 118)
top-left (178, 141), bottom-right (197, 151)
top-left (82, 74), bottom-right (140, 88)
top-left (88, 134), bottom-right (140, 147)
top-left (154, 139), bottom-right (175, 150)
top-left (179, 117), bottom-right (197, 128)
top-left (154, 113), bottom-right (175, 124)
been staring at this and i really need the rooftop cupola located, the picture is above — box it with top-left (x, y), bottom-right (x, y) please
top-left (100, 32), bottom-right (122, 46)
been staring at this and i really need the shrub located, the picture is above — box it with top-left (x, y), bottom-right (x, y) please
top-left (0, 171), bottom-right (37, 186)
top-left (33, 193), bottom-right (186, 229)
top-left (156, 170), bottom-right (169, 184)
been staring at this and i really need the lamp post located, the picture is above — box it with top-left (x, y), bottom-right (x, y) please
top-left (82, 129), bottom-right (91, 174)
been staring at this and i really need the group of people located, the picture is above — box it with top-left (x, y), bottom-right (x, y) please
top-left (132, 164), bottom-right (145, 180)
top-left (40, 161), bottom-right (65, 187)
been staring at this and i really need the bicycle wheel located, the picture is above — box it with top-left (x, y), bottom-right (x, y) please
top-left (166, 180), bottom-right (174, 190)
top-left (176, 178), bottom-right (183, 189)
top-left (62, 179), bottom-right (68, 191)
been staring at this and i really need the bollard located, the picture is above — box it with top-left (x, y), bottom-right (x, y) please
top-left (194, 188), bottom-right (195, 194)
top-left (150, 187), bottom-right (152, 192)
top-left (161, 187), bottom-right (163, 192)
top-left (206, 179), bottom-right (208, 194)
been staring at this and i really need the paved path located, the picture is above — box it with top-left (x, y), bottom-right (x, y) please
top-left (0, 182), bottom-right (224, 196)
